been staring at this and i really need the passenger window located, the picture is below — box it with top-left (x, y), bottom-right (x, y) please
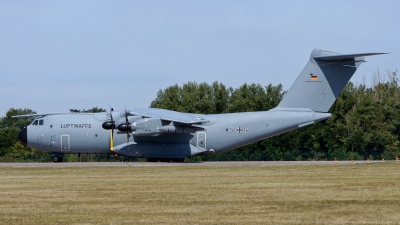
top-left (32, 120), bottom-right (38, 126)
top-left (39, 120), bottom-right (44, 125)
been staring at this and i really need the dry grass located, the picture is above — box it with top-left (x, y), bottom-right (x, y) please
top-left (0, 163), bottom-right (400, 224)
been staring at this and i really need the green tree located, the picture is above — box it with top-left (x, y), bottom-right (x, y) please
top-left (70, 106), bottom-right (106, 113)
top-left (151, 81), bottom-right (230, 114)
top-left (0, 108), bottom-right (39, 162)
top-left (153, 72), bottom-right (400, 161)
top-left (0, 108), bottom-right (36, 129)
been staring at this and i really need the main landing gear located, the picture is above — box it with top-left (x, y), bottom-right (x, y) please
top-left (52, 156), bottom-right (64, 163)
top-left (51, 153), bottom-right (65, 163)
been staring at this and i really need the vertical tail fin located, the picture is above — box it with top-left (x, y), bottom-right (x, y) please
top-left (277, 48), bottom-right (387, 112)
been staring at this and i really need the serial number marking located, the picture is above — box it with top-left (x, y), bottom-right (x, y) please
top-left (226, 127), bottom-right (249, 133)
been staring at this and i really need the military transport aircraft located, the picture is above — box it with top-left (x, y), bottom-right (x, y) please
top-left (14, 49), bottom-right (387, 162)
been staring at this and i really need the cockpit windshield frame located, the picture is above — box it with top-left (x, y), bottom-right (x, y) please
top-left (31, 119), bottom-right (44, 126)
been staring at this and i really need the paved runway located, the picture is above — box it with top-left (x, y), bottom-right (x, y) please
top-left (0, 160), bottom-right (389, 167)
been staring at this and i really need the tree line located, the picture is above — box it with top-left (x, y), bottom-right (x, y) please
top-left (151, 70), bottom-right (400, 161)
top-left (1, 70), bottom-right (399, 162)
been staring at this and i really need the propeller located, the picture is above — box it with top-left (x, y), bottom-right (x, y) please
top-left (125, 107), bottom-right (130, 148)
top-left (117, 107), bottom-right (131, 150)
top-left (101, 107), bottom-right (115, 151)
top-left (102, 107), bottom-right (135, 152)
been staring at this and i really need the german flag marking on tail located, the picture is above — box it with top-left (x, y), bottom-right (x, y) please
top-left (310, 73), bottom-right (317, 81)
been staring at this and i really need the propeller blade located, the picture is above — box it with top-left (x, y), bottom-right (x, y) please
top-left (110, 130), bottom-right (114, 151)
top-left (125, 106), bottom-right (130, 151)
top-left (109, 107), bottom-right (115, 151)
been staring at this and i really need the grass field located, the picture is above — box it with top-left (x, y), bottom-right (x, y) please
top-left (1, 163), bottom-right (399, 225)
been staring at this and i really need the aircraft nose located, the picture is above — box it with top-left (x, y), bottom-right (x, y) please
top-left (17, 127), bottom-right (27, 145)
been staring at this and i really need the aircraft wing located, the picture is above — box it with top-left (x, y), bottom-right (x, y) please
top-left (12, 113), bottom-right (75, 118)
top-left (129, 108), bottom-right (207, 124)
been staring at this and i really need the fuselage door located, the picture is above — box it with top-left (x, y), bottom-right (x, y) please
top-left (61, 134), bottom-right (70, 151)
top-left (197, 132), bottom-right (206, 149)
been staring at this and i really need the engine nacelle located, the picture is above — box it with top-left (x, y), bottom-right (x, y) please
top-left (131, 118), bottom-right (163, 136)
top-left (117, 116), bottom-right (143, 132)
top-left (118, 116), bottom-right (142, 125)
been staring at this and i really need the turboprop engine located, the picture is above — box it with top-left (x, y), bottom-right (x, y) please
top-left (129, 118), bottom-right (164, 136)
top-left (117, 117), bottom-right (205, 136)
top-left (102, 109), bottom-right (206, 138)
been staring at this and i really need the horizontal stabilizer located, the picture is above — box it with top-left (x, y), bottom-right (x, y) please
top-left (314, 52), bottom-right (388, 61)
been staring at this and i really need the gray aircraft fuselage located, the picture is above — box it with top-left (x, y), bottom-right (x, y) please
top-left (15, 48), bottom-right (387, 162)
top-left (21, 108), bottom-right (331, 159)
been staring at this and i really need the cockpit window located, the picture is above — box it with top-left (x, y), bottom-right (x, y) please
top-left (31, 119), bottom-right (44, 126)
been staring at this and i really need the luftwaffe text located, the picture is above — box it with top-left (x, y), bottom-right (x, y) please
top-left (61, 124), bottom-right (92, 128)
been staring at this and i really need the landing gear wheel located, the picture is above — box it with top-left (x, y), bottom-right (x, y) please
top-left (160, 158), bottom-right (171, 162)
top-left (147, 158), bottom-right (158, 162)
top-left (53, 156), bottom-right (63, 163)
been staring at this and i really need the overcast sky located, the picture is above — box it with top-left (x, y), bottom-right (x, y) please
top-left (0, 0), bottom-right (398, 116)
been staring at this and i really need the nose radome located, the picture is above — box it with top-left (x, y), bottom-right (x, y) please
top-left (17, 127), bottom-right (27, 145)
